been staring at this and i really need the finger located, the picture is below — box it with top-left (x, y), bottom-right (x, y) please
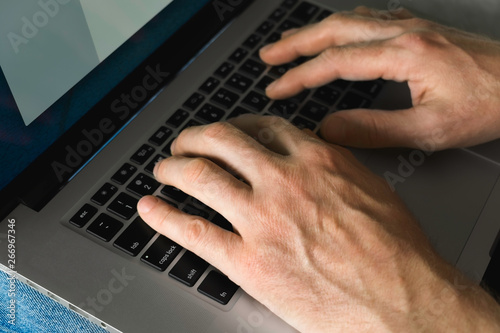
top-left (353, 6), bottom-right (414, 20)
top-left (319, 105), bottom-right (435, 148)
top-left (266, 39), bottom-right (411, 99)
top-left (154, 155), bottom-right (252, 219)
top-left (228, 114), bottom-right (312, 155)
top-left (171, 122), bottom-right (271, 180)
top-left (138, 196), bottom-right (241, 276)
top-left (260, 11), bottom-right (406, 66)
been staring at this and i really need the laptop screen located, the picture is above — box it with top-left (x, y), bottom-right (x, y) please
top-left (0, 0), bottom-right (211, 193)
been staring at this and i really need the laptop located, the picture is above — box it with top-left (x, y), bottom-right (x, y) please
top-left (1, 0), bottom-right (500, 332)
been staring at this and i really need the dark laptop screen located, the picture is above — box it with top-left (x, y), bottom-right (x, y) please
top-left (0, 0), bottom-right (210, 193)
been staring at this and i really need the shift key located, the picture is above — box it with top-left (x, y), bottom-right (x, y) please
top-left (169, 251), bottom-right (209, 287)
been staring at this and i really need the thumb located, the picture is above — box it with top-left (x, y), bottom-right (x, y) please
top-left (320, 107), bottom-right (435, 149)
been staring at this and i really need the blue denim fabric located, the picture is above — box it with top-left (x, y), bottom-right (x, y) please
top-left (0, 270), bottom-right (108, 333)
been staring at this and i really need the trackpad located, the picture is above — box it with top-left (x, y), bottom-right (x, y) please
top-left (363, 148), bottom-right (500, 264)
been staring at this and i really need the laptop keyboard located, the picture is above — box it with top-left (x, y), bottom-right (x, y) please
top-left (67, 0), bottom-right (385, 307)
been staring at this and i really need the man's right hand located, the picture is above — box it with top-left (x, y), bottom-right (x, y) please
top-left (260, 6), bottom-right (500, 150)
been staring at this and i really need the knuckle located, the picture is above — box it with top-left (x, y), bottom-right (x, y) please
top-left (201, 122), bottom-right (234, 143)
top-left (395, 31), bottom-right (435, 53)
top-left (182, 158), bottom-right (211, 185)
top-left (183, 218), bottom-right (208, 248)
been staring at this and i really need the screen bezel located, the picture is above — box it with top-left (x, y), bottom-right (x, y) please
top-left (0, 0), bottom-right (253, 220)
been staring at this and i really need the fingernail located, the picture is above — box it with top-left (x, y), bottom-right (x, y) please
top-left (266, 79), bottom-right (278, 93)
top-left (138, 196), bottom-right (157, 214)
top-left (170, 138), bottom-right (177, 154)
top-left (153, 159), bottom-right (162, 179)
top-left (260, 43), bottom-right (274, 53)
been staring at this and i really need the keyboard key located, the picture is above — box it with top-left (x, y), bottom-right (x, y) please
top-left (277, 19), bottom-right (300, 32)
top-left (141, 236), bottom-right (182, 271)
top-left (167, 109), bottom-right (190, 128)
top-left (352, 80), bottom-right (384, 98)
top-left (265, 32), bottom-right (282, 44)
top-left (256, 21), bottom-right (275, 35)
top-left (182, 205), bottom-right (210, 219)
top-left (162, 138), bottom-right (175, 155)
top-left (269, 7), bottom-right (287, 22)
top-left (196, 104), bottom-right (225, 123)
top-left (211, 88), bottom-right (239, 109)
top-left (87, 214), bottom-right (123, 242)
top-left (169, 251), bottom-right (209, 287)
top-left (242, 91), bottom-right (270, 111)
top-left (313, 86), bottom-right (341, 106)
top-left (269, 63), bottom-right (292, 78)
top-left (226, 73), bottom-right (253, 93)
top-left (149, 126), bottom-right (172, 146)
top-left (269, 100), bottom-right (298, 119)
top-left (113, 216), bottom-right (156, 256)
top-left (292, 116), bottom-right (316, 131)
top-left (182, 119), bottom-right (203, 132)
top-left (281, 0), bottom-right (298, 9)
top-left (198, 271), bottom-right (239, 305)
top-left (290, 2), bottom-right (319, 23)
top-left (161, 186), bottom-right (189, 202)
top-left (215, 62), bottom-right (234, 79)
top-left (127, 173), bottom-right (160, 197)
top-left (299, 100), bottom-right (329, 121)
top-left (199, 77), bottom-right (220, 94)
top-left (145, 154), bottom-right (165, 174)
top-left (243, 34), bottom-right (262, 49)
top-left (229, 48), bottom-right (248, 64)
top-left (70, 204), bottom-right (98, 228)
top-left (240, 59), bottom-right (266, 78)
top-left (111, 163), bottom-right (137, 185)
top-left (131, 144), bottom-right (155, 165)
top-left (157, 196), bottom-right (179, 209)
top-left (329, 79), bottom-right (351, 91)
top-left (91, 183), bottom-right (118, 206)
top-left (211, 213), bottom-right (233, 232)
top-left (255, 76), bottom-right (274, 92)
top-left (107, 192), bottom-right (138, 220)
top-left (227, 107), bottom-right (252, 120)
top-left (290, 89), bottom-right (310, 103)
top-left (316, 9), bottom-right (333, 22)
top-left (337, 92), bottom-right (371, 110)
top-left (183, 92), bottom-right (205, 111)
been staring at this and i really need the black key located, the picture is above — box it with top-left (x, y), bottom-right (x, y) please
top-left (107, 192), bottom-right (138, 220)
top-left (149, 126), bottom-right (172, 146)
top-left (352, 80), bottom-right (384, 98)
top-left (182, 205), bottom-right (210, 219)
top-left (337, 92), bottom-right (371, 110)
top-left (211, 214), bottom-right (233, 232)
top-left (265, 32), bottom-right (282, 44)
top-left (329, 79), bottom-right (351, 91)
top-left (145, 154), bottom-right (165, 174)
top-left (281, 0), bottom-right (298, 9)
top-left (227, 107), bottom-right (252, 120)
top-left (256, 21), bottom-right (274, 35)
top-left (290, 2), bottom-right (319, 23)
top-left (215, 62), bottom-right (234, 79)
top-left (240, 59), bottom-right (266, 78)
top-left (316, 9), bottom-right (333, 22)
top-left (131, 144), bottom-right (155, 165)
top-left (299, 100), bottom-right (329, 121)
top-left (226, 73), bottom-right (253, 93)
top-left (269, 7), bottom-right (287, 22)
top-left (161, 186), bottom-right (189, 203)
top-left (255, 76), bottom-right (274, 92)
top-left (113, 216), bottom-right (156, 256)
top-left (162, 138), bottom-right (175, 155)
top-left (167, 109), bottom-right (190, 128)
top-left (111, 163), bottom-right (137, 185)
top-left (243, 34), bottom-right (262, 49)
top-left (229, 48), bottom-right (248, 64)
top-left (211, 88), bottom-right (239, 109)
top-left (157, 196), bottom-right (179, 209)
top-left (198, 271), bottom-right (239, 305)
top-left (169, 251), bottom-right (209, 287)
top-left (277, 19), bottom-right (300, 32)
top-left (199, 77), bottom-right (220, 94)
top-left (182, 119), bottom-right (203, 132)
top-left (269, 64), bottom-right (291, 78)
top-left (292, 116), bottom-right (316, 131)
top-left (70, 204), bottom-right (98, 228)
top-left (290, 89), bottom-right (310, 103)
top-left (269, 100), bottom-right (298, 119)
top-left (91, 183), bottom-right (118, 206)
top-left (196, 104), bottom-right (225, 123)
top-left (127, 173), bottom-right (160, 197)
top-left (183, 92), bottom-right (205, 111)
top-left (242, 91), bottom-right (270, 111)
top-left (87, 214), bottom-right (123, 242)
top-left (313, 86), bottom-right (341, 106)
top-left (141, 236), bottom-right (182, 271)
